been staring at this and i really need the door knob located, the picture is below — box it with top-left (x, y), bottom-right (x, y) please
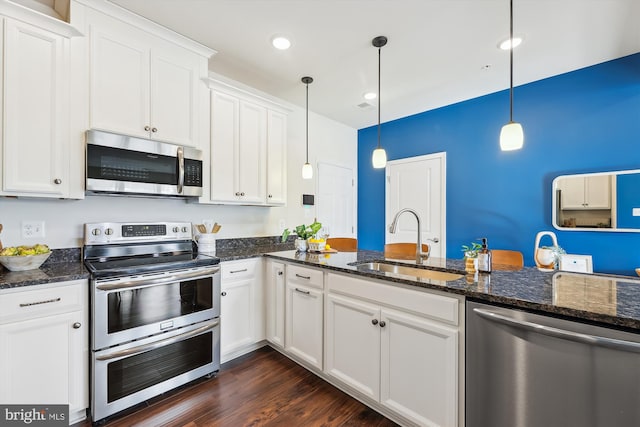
top-left (379, 321), bottom-right (386, 328)
top-left (221, 291), bottom-right (227, 296)
top-left (54, 178), bottom-right (62, 185)
top-left (371, 319), bottom-right (379, 325)
top-left (144, 126), bottom-right (151, 131)
top-left (72, 322), bottom-right (81, 329)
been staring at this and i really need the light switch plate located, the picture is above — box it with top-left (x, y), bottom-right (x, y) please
top-left (633, 208), bottom-right (640, 217)
top-left (559, 254), bottom-right (593, 273)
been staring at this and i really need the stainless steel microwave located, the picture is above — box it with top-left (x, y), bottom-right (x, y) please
top-left (86, 130), bottom-right (203, 198)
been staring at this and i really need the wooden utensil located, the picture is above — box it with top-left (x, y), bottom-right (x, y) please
top-left (196, 224), bottom-right (208, 234)
top-left (211, 223), bottom-right (221, 233)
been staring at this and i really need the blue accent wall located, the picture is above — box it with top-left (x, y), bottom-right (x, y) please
top-left (358, 53), bottom-right (640, 275)
top-left (617, 173), bottom-right (640, 229)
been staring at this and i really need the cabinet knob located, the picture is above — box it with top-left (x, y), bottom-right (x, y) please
top-left (379, 321), bottom-right (386, 328)
top-left (268, 194), bottom-right (273, 198)
top-left (72, 322), bottom-right (81, 329)
top-left (240, 192), bottom-right (245, 196)
top-left (151, 127), bottom-right (158, 133)
top-left (371, 319), bottom-right (379, 325)
top-left (144, 125), bottom-right (151, 131)
top-left (54, 178), bottom-right (62, 185)
top-left (221, 291), bottom-right (227, 296)
top-left (278, 271), bottom-right (283, 276)
top-left (235, 192), bottom-right (241, 196)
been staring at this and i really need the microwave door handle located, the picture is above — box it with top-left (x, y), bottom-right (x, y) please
top-left (177, 146), bottom-right (185, 194)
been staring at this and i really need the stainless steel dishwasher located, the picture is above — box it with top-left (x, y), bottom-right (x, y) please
top-left (466, 300), bottom-right (640, 427)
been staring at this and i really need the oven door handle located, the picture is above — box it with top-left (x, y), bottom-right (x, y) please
top-left (96, 266), bottom-right (220, 291)
top-left (95, 319), bottom-right (219, 361)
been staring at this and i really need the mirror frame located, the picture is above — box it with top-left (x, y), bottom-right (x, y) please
top-left (552, 169), bottom-right (640, 233)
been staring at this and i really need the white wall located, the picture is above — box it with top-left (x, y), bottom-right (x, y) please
top-left (0, 104), bottom-right (357, 249)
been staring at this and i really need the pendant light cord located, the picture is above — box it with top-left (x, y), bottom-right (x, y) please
top-left (377, 46), bottom-right (381, 149)
top-left (509, 0), bottom-right (514, 123)
top-left (306, 82), bottom-right (309, 162)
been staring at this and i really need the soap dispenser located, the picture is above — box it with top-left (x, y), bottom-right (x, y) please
top-left (477, 237), bottom-right (492, 273)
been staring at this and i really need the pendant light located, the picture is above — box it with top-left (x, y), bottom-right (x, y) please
top-left (500, 0), bottom-right (524, 151)
top-left (371, 36), bottom-right (388, 168)
top-left (301, 76), bottom-right (313, 179)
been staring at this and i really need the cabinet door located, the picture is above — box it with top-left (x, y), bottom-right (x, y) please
top-left (238, 100), bottom-right (267, 204)
top-left (150, 44), bottom-right (200, 146)
top-left (559, 176), bottom-right (586, 209)
top-left (285, 283), bottom-right (323, 369)
top-left (325, 293), bottom-right (380, 400)
top-left (380, 308), bottom-right (458, 427)
top-left (210, 90), bottom-right (239, 202)
top-left (266, 261), bottom-right (286, 348)
top-left (0, 311), bottom-right (85, 411)
top-left (88, 11), bottom-right (150, 139)
top-left (266, 109), bottom-right (287, 205)
top-left (584, 175), bottom-right (610, 209)
top-left (2, 19), bottom-right (68, 196)
top-left (220, 278), bottom-right (254, 358)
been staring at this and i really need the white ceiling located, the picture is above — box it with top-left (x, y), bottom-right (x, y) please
top-left (111, 0), bottom-right (640, 129)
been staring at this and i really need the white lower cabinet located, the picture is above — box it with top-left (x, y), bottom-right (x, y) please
top-left (0, 280), bottom-right (88, 425)
top-left (220, 258), bottom-right (263, 362)
top-left (325, 272), bottom-right (462, 427)
top-left (265, 260), bottom-right (286, 348)
top-left (285, 264), bottom-right (324, 370)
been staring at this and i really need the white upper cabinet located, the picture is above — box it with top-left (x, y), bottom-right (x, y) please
top-left (559, 174), bottom-right (611, 210)
top-left (207, 79), bottom-right (289, 206)
top-left (0, 17), bottom-right (72, 197)
top-left (84, 2), bottom-right (212, 147)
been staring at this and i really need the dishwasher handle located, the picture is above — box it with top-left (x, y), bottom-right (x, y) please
top-left (473, 307), bottom-right (640, 354)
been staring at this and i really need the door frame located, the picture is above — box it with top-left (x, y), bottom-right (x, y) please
top-left (385, 152), bottom-right (446, 256)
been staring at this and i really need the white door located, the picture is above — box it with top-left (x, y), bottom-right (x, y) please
top-left (285, 283), bottom-right (323, 369)
top-left (317, 163), bottom-right (356, 237)
top-left (210, 90), bottom-right (239, 202)
top-left (238, 100), bottom-right (267, 204)
top-left (385, 153), bottom-right (446, 258)
top-left (265, 261), bottom-right (286, 348)
top-left (266, 110), bottom-right (287, 205)
top-left (220, 279), bottom-right (254, 358)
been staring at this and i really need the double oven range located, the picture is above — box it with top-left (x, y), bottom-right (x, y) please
top-left (83, 222), bottom-right (221, 423)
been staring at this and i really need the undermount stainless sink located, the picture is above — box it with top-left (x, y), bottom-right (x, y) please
top-left (356, 262), bottom-right (464, 282)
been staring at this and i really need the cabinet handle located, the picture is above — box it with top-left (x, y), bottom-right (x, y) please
top-left (295, 274), bottom-right (311, 280)
top-left (73, 322), bottom-right (81, 329)
top-left (230, 268), bottom-right (248, 274)
top-left (144, 125), bottom-right (151, 131)
top-left (294, 287), bottom-right (310, 295)
top-left (221, 291), bottom-right (227, 296)
top-left (151, 127), bottom-right (158, 133)
top-left (371, 319), bottom-right (379, 325)
top-left (278, 271), bottom-right (283, 276)
top-left (54, 178), bottom-right (62, 185)
top-left (19, 297), bottom-right (61, 307)
top-left (379, 321), bottom-right (386, 328)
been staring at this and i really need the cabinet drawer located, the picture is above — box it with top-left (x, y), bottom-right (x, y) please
top-left (0, 280), bottom-right (86, 325)
top-left (328, 273), bottom-right (460, 326)
top-left (287, 264), bottom-right (323, 290)
top-left (222, 259), bottom-right (259, 281)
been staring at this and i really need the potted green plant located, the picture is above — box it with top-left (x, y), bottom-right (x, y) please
top-left (461, 242), bottom-right (482, 273)
top-left (282, 220), bottom-right (322, 252)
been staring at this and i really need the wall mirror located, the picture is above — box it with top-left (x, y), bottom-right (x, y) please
top-left (552, 169), bottom-right (640, 232)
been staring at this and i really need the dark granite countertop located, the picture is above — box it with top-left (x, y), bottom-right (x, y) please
top-left (0, 248), bottom-right (89, 290)
top-left (264, 249), bottom-right (640, 331)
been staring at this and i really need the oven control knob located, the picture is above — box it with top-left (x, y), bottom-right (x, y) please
top-left (91, 228), bottom-right (101, 236)
top-left (181, 226), bottom-right (188, 233)
top-left (105, 228), bottom-right (114, 235)
top-left (173, 227), bottom-right (179, 233)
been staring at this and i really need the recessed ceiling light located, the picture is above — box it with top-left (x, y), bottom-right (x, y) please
top-left (271, 36), bottom-right (291, 50)
top-left (363, 92), bottom-right (377, 100)
top-left (499, 36), bottom-right (523, 50)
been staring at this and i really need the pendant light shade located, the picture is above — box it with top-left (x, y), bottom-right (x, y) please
top-left (500, 0), bottom-right (524, 151)
top-left (372, 36), bottom-right (388, 169)
top-left (301, 76), bottom-right (313, 179)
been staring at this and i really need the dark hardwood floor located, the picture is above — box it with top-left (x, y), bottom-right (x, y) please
top-left (77, 346), bottom-right (399, 427)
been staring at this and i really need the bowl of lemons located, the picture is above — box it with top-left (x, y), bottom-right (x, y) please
top-left (307, 238), bottom-right (326, 252)
top-left (0, 244), bottom-right (51, 271)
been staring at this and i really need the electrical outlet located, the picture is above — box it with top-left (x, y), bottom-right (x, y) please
top-left (22, 221), bottom-right (45, 239)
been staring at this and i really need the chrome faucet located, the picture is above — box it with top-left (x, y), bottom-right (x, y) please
top-left (388, 208), bottom-right (430, 264)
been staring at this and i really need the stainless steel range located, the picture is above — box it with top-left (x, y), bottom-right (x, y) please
top-left (83, 222), bottom-right (221, 423)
